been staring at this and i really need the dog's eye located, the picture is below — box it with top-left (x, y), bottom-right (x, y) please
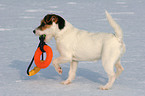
top-left (41, 22), bottom-right (45, 26)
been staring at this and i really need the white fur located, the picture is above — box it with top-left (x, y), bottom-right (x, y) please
top-left (35, 11), bottom-right (125, 90)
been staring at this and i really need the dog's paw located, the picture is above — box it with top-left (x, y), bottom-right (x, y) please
top-left (54, 66), bottom-right (62, 75)
top-left (58, 67), bottom-right (62, 75)
top-left (53, 62), bottom-right (62, 75)
top-left (61, 80), bottom-right (71, 85)
top-left (99, 85), bottom-right (110, 90)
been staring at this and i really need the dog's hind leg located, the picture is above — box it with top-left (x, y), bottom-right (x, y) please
top-left (61, 61), bottom-right (78, 85)
top-left (100, 48), bottom-right (121, 90)
top-left (115, 60), bottom-right (124, 78)
top-left (100, 61), bottom-right (116, 90)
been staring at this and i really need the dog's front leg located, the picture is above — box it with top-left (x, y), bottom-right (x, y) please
top-left (52, 56), bottom-right (71, 75)
top-left (61, 61), bottom-right (78, 85)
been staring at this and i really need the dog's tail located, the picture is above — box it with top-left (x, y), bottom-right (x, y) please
top-left (105, 11), bottom-right (123, 40)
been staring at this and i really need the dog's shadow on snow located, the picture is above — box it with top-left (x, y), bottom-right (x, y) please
top-left (10, 60), bottom-right (60, 80)
top-left (11, 60), bottom-right (107, 84)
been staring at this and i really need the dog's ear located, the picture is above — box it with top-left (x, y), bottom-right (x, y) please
top-left (44, 15), bottom-right (52, 25)
top-left (44, 15), bottom-right (58, 25)
top-left (51, 16), bottom-right (58, 22)
top-left (44, 14), bottom-right (65, 30)
top-left (57, 16), bottom-right (65, 30)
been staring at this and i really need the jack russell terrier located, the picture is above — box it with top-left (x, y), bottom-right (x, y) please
top-left (33, 11), bottom-right (125, 90)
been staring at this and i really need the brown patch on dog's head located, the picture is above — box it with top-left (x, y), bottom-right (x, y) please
top-left (37, 14), bottom-right (65, 31)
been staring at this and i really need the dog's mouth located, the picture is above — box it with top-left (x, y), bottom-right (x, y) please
top-left (33, 29), bottom-right (44, 36)
top-left (33, 29), bottom-right (47, 41)
top-left (33, 28), bottom-right (54, 42)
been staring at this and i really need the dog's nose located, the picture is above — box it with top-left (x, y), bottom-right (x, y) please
top-left (33, 30), bottom-right (36, 34)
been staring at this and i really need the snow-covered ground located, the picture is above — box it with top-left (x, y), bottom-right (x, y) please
top-left (0, 0), bottom-right (145, 96)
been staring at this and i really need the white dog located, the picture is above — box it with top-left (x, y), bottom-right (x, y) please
top-left (33, 11), bottom-right (125, 90)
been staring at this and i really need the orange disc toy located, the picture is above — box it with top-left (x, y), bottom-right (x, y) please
top-left (34, 45), bottom-right (53, 69)
top-left (27, 35), bottom-right (53, 76)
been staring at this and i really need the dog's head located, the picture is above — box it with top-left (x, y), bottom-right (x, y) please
top-left (33, 14), bottom-right (65, 42)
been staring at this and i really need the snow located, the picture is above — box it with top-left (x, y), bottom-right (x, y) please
top-left (0, 0), bottom-right (145, 96)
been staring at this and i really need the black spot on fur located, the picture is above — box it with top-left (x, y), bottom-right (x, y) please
top-left (57, 15), bottom-right (65, 30)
